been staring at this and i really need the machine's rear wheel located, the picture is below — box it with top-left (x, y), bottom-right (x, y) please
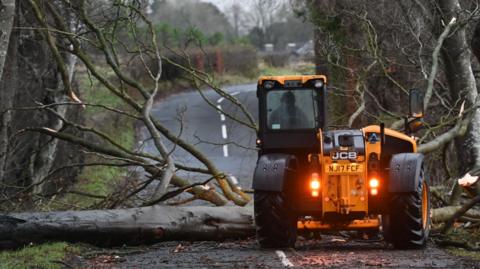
top-left (254, 191), bottom-right (296, 248)
top-left (384, 171), bottom-right (431, 249)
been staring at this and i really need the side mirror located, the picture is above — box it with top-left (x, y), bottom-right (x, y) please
top-left (409, 89), bottom-right (424, 118)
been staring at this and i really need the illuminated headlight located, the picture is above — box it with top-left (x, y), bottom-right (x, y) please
top-left (314, 80), bottom-right (324, 88)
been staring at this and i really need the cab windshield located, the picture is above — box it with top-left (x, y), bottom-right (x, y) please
top-left (266, 88), bottom-right (319, 130)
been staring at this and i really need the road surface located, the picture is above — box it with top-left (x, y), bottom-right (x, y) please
top-left (138, 84), bottom-right (258, 199)
top-left (126, 85), bottom-right (478, 268)
top-left (91, 237), bottom-right (477, 268)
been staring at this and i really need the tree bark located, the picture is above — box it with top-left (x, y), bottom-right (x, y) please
top-left (442, 195), bottom-right (480, 233)
top-left (432, 205), bottom-right (480, 223)
top-left (438, 0), bottom-right (480, 175)
top-left (3, 203), bottom-right (479, 249)
top-left (0, 0), bottom-right (15, 80)
top-left (0, 0), bottom-right (84, 200)
top-left (0, 206), bottom-right (254, 249)
top-left (0, 0), bottom-right (15, 185)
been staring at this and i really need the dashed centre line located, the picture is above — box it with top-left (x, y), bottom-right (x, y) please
top-left (222, 144), bottom-right (229, 157)
top-left (217, 104), bottom-right (226, 121)
top-left (215, 90), bottom-right (249, 183)
top-left (275, 250), bottom-right (293, 267)
top-left (221, 124), bottom-right (228, 139)
top-left (217, 91), bottom-right (244, 158)
top-left (216, 102), bottom-right (229, 157)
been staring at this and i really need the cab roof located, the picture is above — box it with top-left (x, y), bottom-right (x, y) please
top-left (258, 75), bottom-right (327, 86)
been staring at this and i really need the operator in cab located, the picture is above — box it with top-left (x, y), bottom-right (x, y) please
top-left (269, 91), bottom-right (309, 129)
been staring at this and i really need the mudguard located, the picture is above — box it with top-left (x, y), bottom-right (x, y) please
top-left (388, 153), bottom-right (424, 192)
top-left (252, 153), bottom-right (297, 192)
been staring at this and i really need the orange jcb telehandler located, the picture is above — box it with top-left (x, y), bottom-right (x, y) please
top-left (252, 75), bottom-right (430, 249)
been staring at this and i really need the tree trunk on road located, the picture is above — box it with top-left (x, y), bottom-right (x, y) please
top-left (0, 206), bottom-right (254, 249)
top-left (1, 204), bottom-right (478, 249)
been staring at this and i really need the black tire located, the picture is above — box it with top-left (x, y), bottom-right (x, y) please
top-left (254, 191), bottom-right (297, 248)
top-left (384, 170), bottom-right (431, 249)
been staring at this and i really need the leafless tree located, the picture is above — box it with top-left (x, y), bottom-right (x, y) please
top-left (0, 0), bottom-right (253, 209)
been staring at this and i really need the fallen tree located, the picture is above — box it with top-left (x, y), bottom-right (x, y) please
top-left (432, 206), bottom-right (480, 223)
top-left (2, 200), bottom-right (480, 249)
top-left (0, 206), bottom-right (254, 249)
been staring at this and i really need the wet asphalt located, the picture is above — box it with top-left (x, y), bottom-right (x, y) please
top-left (137, 84), bottom-right (258, 198)
top-left (115, 236), bottom-right (478, 268)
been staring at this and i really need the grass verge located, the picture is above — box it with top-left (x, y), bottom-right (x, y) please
top-left (0, 242), bottom-right (80, 269)
top-left (50, 68), bottom-right (136, 209)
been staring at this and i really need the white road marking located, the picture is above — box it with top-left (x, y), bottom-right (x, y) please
top-left (216, 104), bottom-right (229, 156)
top-left (223, 144), bottom-right (229, 157)
top-left (275, 250), bottom-right (293, 267)
top-left (231, 91), bottom-right (240, 96)
top-left (221, 124), bottom-right (228, 139)
top-left (230, 176), bottom-right (238, 185)
top-left (217, 97), bottom-right (225, 103)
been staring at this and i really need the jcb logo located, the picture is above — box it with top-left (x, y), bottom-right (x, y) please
top-left (331, 151), bottom-right (357, 160)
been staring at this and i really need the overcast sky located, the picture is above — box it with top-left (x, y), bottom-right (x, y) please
top-left (200, 0), bottom-right (245, 10)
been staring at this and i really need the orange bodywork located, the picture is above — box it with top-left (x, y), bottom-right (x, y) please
top-left (258, 75), bottom-right (327, 86)
top-left (362, 125), bottom-right (417, 153)
top-left (298, 218), bottom-right (380, 230)
top-left (299, 125), bottom-right (416, 230)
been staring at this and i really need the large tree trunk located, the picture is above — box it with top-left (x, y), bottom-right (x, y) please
top-left (0, 206), bottom-right (254, 249)
top-left (438, 0), bottom-right (480, 174)
top-left (0, 0), bottom-right (16, 184)
top-left (0, 0), bottom-right (15, 79)
top-left (437, 0), bottom-right (480, 205)
top-left (0, 0), bottom-right (84, 201)
top-left (2, 204), bottom-right (478, 249)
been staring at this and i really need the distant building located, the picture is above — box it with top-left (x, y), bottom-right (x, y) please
top-left (295, 40), bottom-right (314, 58)
top-left (264, 43), bottom-right (274, 52)
top-left (286, 43), bottom-right (297, 52)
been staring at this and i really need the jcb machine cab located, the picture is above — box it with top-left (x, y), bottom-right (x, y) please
top-left (252, 75), bottom-right (430, 249)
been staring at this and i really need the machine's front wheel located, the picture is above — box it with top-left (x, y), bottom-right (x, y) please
top-left (254, 191), bottom-right (297, 248)
top-left (384, 171), bottom-right (431, 249)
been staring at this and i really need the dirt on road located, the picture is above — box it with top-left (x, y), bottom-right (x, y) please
top-left (78, 236), bottom-right (479, 269)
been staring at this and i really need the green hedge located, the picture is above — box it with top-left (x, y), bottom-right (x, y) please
top-left (130, 45), bottom-right (258, 81)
